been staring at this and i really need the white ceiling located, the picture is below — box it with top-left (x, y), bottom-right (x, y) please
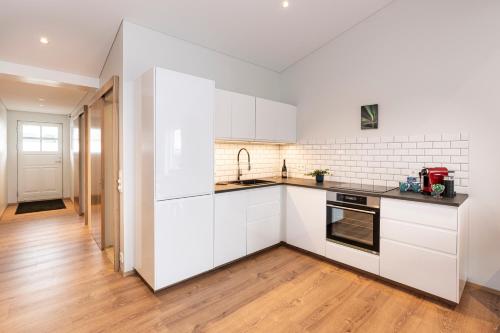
top-left (0, 75), bottom-right (94, 115)
top-left (0, 0), bottom-right (394, 76)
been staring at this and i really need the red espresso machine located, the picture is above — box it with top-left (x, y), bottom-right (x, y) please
top-left (419, 167), bottom-right (448, 194)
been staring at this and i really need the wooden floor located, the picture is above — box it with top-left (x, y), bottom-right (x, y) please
top-left (0, 199), bottom-right (76, 224)
top-left (0, 211), bottom-right (498, 332)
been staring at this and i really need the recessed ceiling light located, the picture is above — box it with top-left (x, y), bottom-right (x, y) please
top-left (40, 36), bottom-right (49, 44)
top-left (282, 1), bottom-right (289, 8)
top-left (38, 98), bottom-right (45, 102)
top-left (39, 104), bottom-right (45, 107)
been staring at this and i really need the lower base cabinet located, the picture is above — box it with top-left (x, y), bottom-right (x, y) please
top-left (325, 241), bottom-right (380, 275)
top-left (380, 238), bottom-right (457, 301)
top-left (247, 187), bottom-right (281, 254)
top-left (155, 195), bottom-right (214, 290)
top-left (286, 186), bottom-right (326, 256)
top-left (214, 186), bottom-right (281, 267)
top-left (214, 191), bottom-right (247, 267)
top-left (379, 198), bottom-right (469, 303)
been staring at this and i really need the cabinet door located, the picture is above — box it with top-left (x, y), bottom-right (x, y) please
top-left (231, 92), bottom-right (255, 140)
top-left (154, 68), bottom-right (214, 201)
top-left (247, 215), bottom-right (281, 254)
top-left (215, 89), bottom-right (231, 139)
top-left (155, 195), bottom-right (214, 290)
top-left (255, 98), bottom-right (277, 141)
top-left (286, 187), bottom-right (326, 256)
top-left (380, 239), bottom-right (457, 302)
top-left (247, 187), bottom-right (281, 254)
top-left (277, 103), bottom-right (296, 143)
top-left (214, 192), bottom-right (247, 267)
top-left (256, 98), bottom-right (296, 143)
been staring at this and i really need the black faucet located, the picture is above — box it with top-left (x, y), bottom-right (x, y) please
top-left (237, 148), bottom-right (251, 181)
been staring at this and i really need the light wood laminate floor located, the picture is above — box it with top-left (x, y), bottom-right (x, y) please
top-left (0, 211), bottom-right (498, 332)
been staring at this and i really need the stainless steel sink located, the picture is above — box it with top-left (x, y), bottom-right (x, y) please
top-left (228, 179), bottom-right (276, 186)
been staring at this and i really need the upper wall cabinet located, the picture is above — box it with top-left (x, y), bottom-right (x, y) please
top-left (215, 89), bottom-right (296, 143)
top-left (214, 89), bottom-right (232, 139)
top-left (256, 98), bottom-right (296, 143)
top-left (215, 89), bottom-right (255, 140)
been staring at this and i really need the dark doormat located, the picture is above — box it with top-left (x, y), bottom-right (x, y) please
top-left (15, 199), bottom-right (66, 215)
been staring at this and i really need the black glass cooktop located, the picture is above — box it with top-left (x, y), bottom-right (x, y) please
top-left (329, 182), bottom-right (396, 194)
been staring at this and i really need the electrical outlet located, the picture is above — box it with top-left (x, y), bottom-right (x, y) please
top-left (119, 252), bottom-right (124, 264)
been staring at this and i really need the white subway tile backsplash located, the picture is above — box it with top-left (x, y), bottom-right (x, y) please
top-left (417, 142), bottom-right (433, 149)
top-left (216, 133), bottom-right (470, 190)
top-left (433, 141), bottom-right (451, 149)
top-left (409, 134), bottom-right (425, 142)
top-left (451, 141), bottom-right (469, 148)
top-left (425, 134), bottom-right (442, 141)
top-left (394, 135), bottom-right (409, 142)
top-left (442, 133), bottom-right (461, 141)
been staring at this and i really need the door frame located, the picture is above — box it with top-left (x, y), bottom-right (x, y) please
top-left (85, 76), bottom-right (120, 272)
top-left (17, 120), bottom-right (64, 202)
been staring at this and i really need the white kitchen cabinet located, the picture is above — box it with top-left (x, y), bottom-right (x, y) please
top-left (214, 186), bottom-right (282, 265)
top-left (214, 89), bottom-right (232, 139)
top-left (214, 191), bottom-right (248, 267)
top-left (155, 196), bottom-right (214, 289)
top-left (380, 238), bottom-right (457, 301)
top-left (154, 68), bottom-right (214, 201)
top-left (214, 89), bottom-right (296, 143)
top-left (256, 98), bottom-right (296, 143)
top-left (325, 240), bottom-right (380, 275)
top-left (286, 186), bottom-right (326, 256)
top-left (247, 187), bottom-right (281, 254)
top-left (230, 91), bottom-right (256, 140)
top-left (380, 198), bottom-right (469, 303)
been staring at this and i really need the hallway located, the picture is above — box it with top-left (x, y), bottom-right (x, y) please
top-left (0, 210), bottom-right (135, 332)
top-left (0, 211), bottom-right (499, 332)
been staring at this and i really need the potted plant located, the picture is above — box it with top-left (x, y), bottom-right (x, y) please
top-left (305, 169), bottom-right (330, 183)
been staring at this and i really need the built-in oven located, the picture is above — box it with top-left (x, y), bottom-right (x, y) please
top-left (326, 192), bottom-right (380, 254)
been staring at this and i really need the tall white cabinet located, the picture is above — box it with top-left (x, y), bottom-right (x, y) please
top-left (135, 67), bottom-right (215, 291)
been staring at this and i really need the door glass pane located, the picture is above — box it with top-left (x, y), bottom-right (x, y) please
top-left (42, 139), bottom-right (59, 152)
top-left (23, 138), bottom-right (41, 152)
top-left (329, 208), bottom-right (374, 246)
top-left (42, 126), bottom-right (59, 139)
top-left (23, 124), bottom-right (40, 138)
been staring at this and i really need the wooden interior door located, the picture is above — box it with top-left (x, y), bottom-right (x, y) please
top-left (85, 76), bottom-right (120, 271)
top-left (89, 98), bottom-right (105, 250)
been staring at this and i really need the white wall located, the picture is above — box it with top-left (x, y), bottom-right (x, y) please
top-left (7, 110), bottom-right (71, 203)
top-left (0, 102), bottom-right (7, 216)
top-left (281, 0), bottom-right (500, 290)
top-left (100, 21), bottom-right (282, 272)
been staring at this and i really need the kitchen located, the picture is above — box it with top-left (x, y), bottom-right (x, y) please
top-left (134, 67), bottom-right (469, 304)
top-left (1, 0), bottom-right (499, 331)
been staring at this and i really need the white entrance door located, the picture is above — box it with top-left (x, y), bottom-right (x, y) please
top-left (17, 121), bottom-right (63, 202)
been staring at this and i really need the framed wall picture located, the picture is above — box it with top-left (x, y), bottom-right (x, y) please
top-left (361, 104), bottom-right (378, 130)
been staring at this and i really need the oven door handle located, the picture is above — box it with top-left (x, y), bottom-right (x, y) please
top-left (326, 204), bottom-right (376, 215)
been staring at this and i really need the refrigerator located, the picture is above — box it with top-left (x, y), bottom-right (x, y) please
top-left (134, 67), bottom-right (215, 291)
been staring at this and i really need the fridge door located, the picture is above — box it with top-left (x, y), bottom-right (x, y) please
top-left (155, 195), bottom-right (214, 290)
top-left (154, 68), bottom-right (214, 201)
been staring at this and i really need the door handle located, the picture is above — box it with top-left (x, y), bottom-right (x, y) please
top-left (326, 204), bottom-right (376, 215)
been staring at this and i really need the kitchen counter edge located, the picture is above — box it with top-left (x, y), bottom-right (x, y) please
top-left (214, 177), bottom-right (468, 207)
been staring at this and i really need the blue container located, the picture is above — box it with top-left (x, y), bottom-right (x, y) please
top-left (399, 181), bottom-right (410, 192)
top-left (316, 174), bottom-right (324, 183)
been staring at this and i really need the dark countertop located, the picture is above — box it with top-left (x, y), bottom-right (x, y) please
top-left (215, 177), bottom-right (468, 207)
top-left (380, 189), bottom-right (468, 207)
